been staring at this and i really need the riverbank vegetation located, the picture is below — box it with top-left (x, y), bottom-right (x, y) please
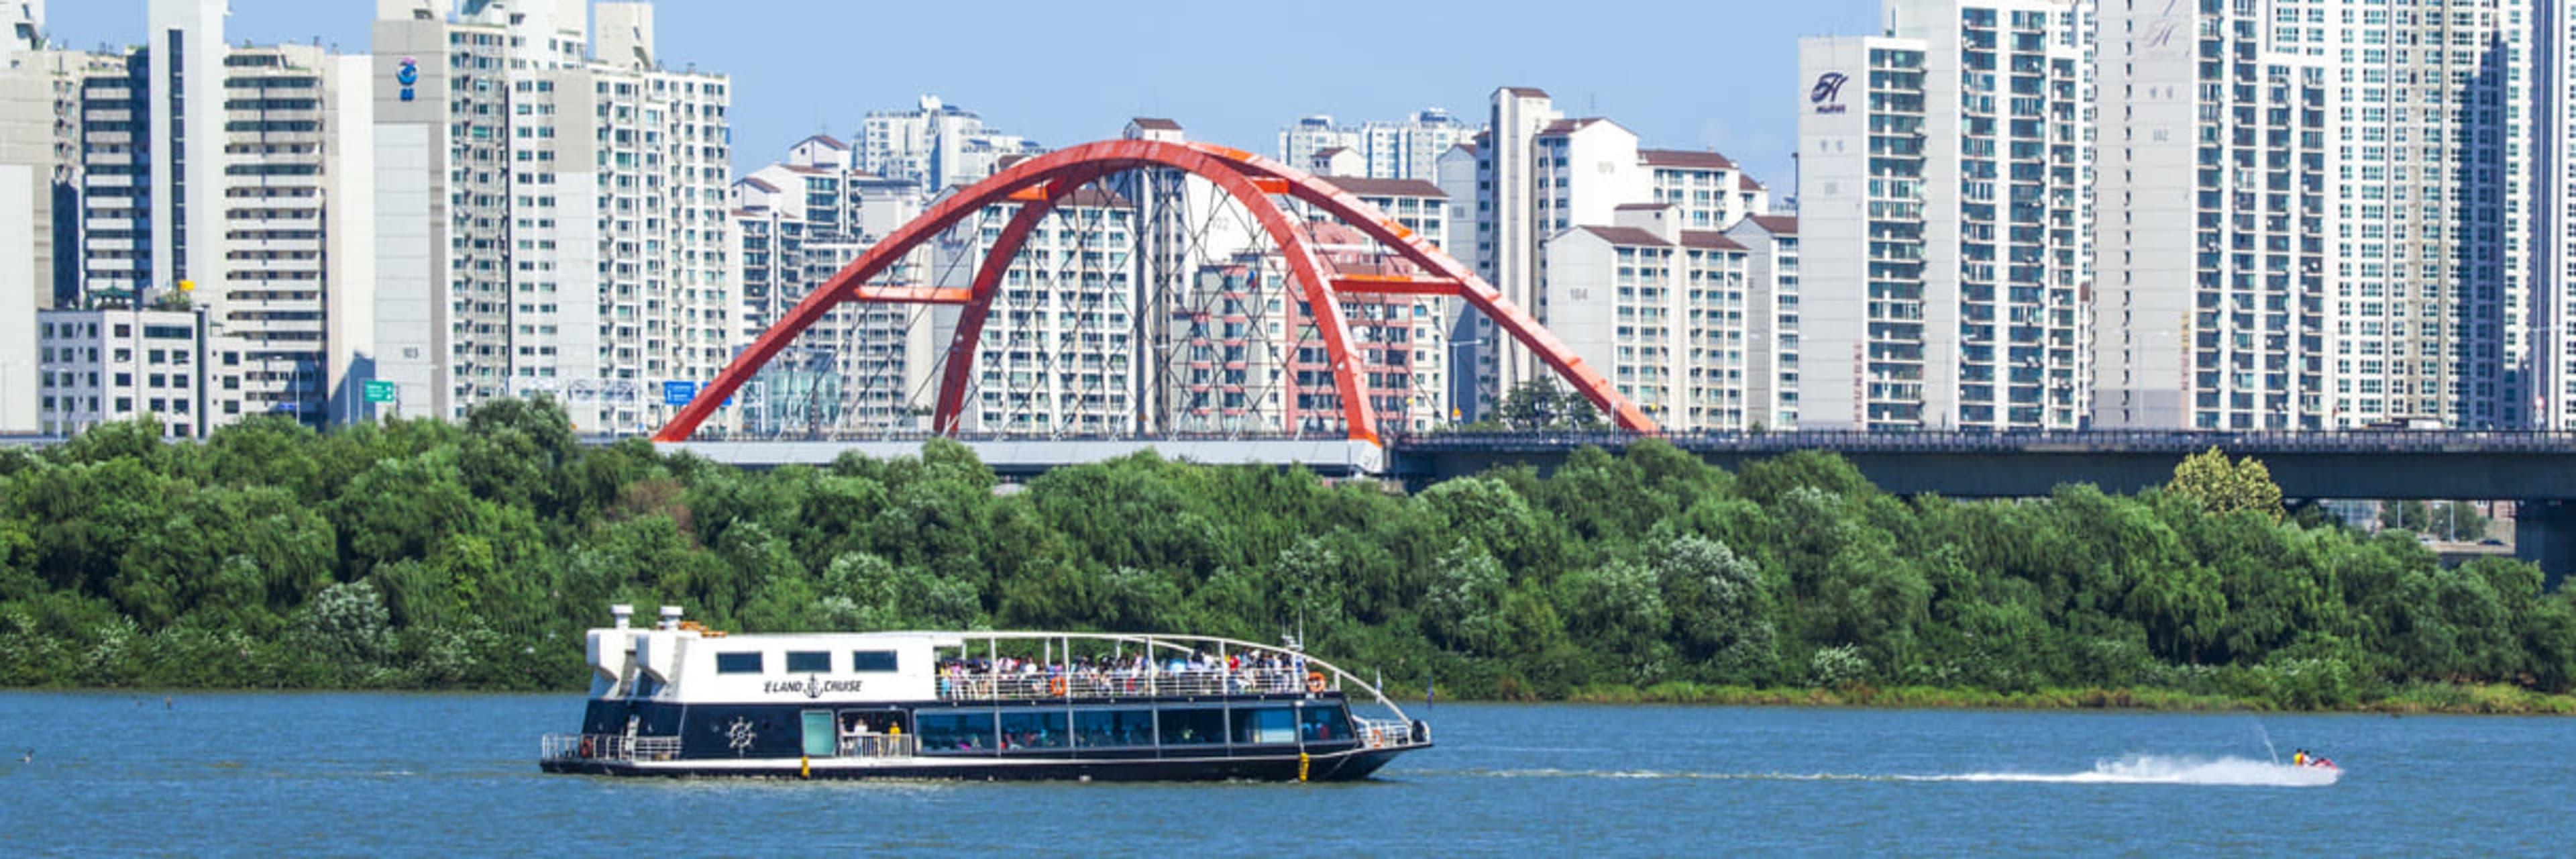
top-left (5, 400), bottom-right (2576, 714)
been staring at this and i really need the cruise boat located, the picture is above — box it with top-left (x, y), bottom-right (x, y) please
top-left (539, 606), bottom-right (1432, 781)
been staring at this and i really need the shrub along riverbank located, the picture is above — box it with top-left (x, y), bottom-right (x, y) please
top-left (5, 399), bottom-right (2576, 713)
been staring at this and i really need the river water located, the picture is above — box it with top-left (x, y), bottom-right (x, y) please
top-left (3, 692), bottom-right (2571, 854)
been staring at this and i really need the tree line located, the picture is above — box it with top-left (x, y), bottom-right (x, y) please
top-left (4, 399), bottom-right (2574, 710)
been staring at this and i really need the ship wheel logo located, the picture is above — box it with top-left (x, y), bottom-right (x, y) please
top-left (724, 717), bottom-right (757, 754)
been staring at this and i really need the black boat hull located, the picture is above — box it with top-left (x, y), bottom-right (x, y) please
top-left (539, 743), bottom-right (1424, 782)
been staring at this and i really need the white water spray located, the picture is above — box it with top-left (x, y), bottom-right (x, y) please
top-left (1443, 754), bottom-right (2341, 787)
top-left (2253, 720), bottom-right (2281, 765)
top-left (1919, 754), bottom-right (2340, 787)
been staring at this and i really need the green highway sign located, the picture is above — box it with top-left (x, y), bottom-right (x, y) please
top-left (364, 380), bottom-right (398, 404)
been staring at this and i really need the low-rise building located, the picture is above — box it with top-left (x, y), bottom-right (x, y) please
top-left (36, 308), bottom-right (206, 438)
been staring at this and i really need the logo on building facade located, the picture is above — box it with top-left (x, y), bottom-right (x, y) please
top-left (1811, 72), bottom-right (1849, 114)
top-left (396, 57), bottom-right (418, 103)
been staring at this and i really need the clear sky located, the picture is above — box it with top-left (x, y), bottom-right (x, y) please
top-left (46, 0), bottom-right (1882, 185)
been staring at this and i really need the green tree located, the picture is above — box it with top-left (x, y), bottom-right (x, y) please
top-left (2166, 447), bottom-right (2285, 521)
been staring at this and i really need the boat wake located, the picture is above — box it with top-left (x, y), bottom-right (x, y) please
top-left (1909, 754), bottom-right (2341, 787)
top-left (1439, 755), bottom-right (2339, 787)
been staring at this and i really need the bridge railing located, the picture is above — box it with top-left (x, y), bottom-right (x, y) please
top-left (1383, 429), bottom-right (2576, 455)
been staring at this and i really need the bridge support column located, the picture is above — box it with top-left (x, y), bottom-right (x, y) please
top-left (2516, 501), bottom-right (2576, 589)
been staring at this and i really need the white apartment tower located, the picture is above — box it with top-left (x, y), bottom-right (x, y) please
top-left (1460, 88), bottom-right (1564, 417)
top-left (1544, 205), bottom-right (1760, 431)
top-left (0, 0), bottom-right (47, 432)
top-left (1731, 214), bottom-right (1803, 429)
top-left (1442, 87), bottom-right (1789, 423)
top-left (731, 136), bottom-right (934, 435)
top-left (2098, 0), bottom-right (2332, 430)
top-left (2102, 0), bottom-right (2526, 430)
top-left (1277, 109), bottom-right (1476, 181)
top-left (30, 4), bottom-right (378, 432)
top-left (859, 95), bottom-right (1044, 192)
top-left (71, 50), bottom-right (145, 305)
top-left (1307, 173), bottom-right (1454, 431)
top-left (933, 191), bottom-right (1140, 436)
top-left (214, 44), bottom-right (377, 427)
top-left (1799, 0), bottom-right (2094, 430)
top-left (2546, 0), bottom-right (2576, 427)
top-left (148, 0), bottom-right (225, 309)
top-left (62, 3), bottom-right (224, 310)
top-left (2298, 0), bottom-right (2530, 430)
top-left (373, 0), bottom-right (734, 433)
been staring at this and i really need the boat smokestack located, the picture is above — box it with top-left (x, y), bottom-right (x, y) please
top-left (659, 605), bottom-right (684, 630)
top-left (610, 604), bottom-right (633, 630)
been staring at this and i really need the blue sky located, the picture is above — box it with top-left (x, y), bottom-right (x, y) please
top-left (47, 0), bottom-right (1881, 184)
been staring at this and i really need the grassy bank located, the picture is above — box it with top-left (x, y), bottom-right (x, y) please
top-left (1474, 682), bottom-right (2576, 715)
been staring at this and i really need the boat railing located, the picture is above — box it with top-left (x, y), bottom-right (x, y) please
top-left (541, 733), bottom-right (682, 763)
top-left (839, 734), bottom-right (918, 758)
top-left (1353, 717), bottom-right (1420, 750)
top-left (929, 631), bottom-right (1420, 731)
top-left (935, 667), bottom-right (1325, 701)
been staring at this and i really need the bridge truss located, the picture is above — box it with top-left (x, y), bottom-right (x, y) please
top-left (658, 140), bottom-right (1653, 444)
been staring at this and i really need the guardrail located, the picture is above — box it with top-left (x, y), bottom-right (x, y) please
top-left (540, 733), bottom-right (682, 763)
top-left (1354, 717), bottom-right (1419, 750)
top-left (936, 667), bottom-right (1325, 701)
top-left (839, 734), bottom-right (918, 758)
top-left (1387, 429), bottom-right (2576, 455)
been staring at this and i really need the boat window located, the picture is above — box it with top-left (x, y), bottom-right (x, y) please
top-left (714, 652), bottom-right (763, 674)
top-left (786, 651), bottom-right (831, 672)
top-left (1231, 707), bottom-right (1297, 745)
top-left (852, 650), bottom-right (899, 672)
top-left (1157, 707), bottom-right (1226, 746)
top-left (1073, 709), bottom-right (1155, 748)
top-left (998, 710), bottom-right (1069, 751)
top-left (1299, 703), bottom-right (1351, 742)
top-left (916, 711), bottom-right (996, 754)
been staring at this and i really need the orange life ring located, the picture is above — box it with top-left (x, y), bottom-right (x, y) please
top-left (578, 736), bottom-right (594, 758)
top-left (1049, 676), bottom-right (1067, 697)
top-left (1305, 672), bottom-right (1327, 693)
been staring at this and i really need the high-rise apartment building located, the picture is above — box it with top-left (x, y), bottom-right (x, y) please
top-left (213, 44), bottom-right (377, 427)
top-left (1278, 109), bottom-right (1475, 181)
top-left (1731, 214), bottom-right (1803, 429)
top-left (25, 4), bottom-right (377, 433)
top-left (2101, 0), bottom-right (2526, 430)
top-left (1442, 86), bottom-right (1785, 424)
top-left (1304, 174), bottom-right (1453, 432)
top-left (57, 1), bottom-right (229, 311)
top-left (373, 0), bottom-right (734, 433)
top-left (2545, 0), bottom-right (2574, 427)
top-left (934, 190), bottom-right (1140, 436)
top-left (1645, 149), bottom-right (1774, 231)
top-left (148, 0), bottom-right (225, 311)
top-left (731, 135), bottom-right (932, 435)
top-left (1545, 204), bottom-right (1760, 431)
top-left (0, 0), bottom-right (48, 432)
top-left (1799, 0), bottom-right (2094, 431)
top-left (2313, 0), bottom-right (2530, 430)
top-left (859, 95), bottom-right (1044, 192)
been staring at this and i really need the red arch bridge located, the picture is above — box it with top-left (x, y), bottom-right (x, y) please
top-left (656, 139), bottom-right (1654, 445)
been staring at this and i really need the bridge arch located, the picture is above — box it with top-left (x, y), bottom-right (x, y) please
top-left (655, 139), bottom-right (1655, 443)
